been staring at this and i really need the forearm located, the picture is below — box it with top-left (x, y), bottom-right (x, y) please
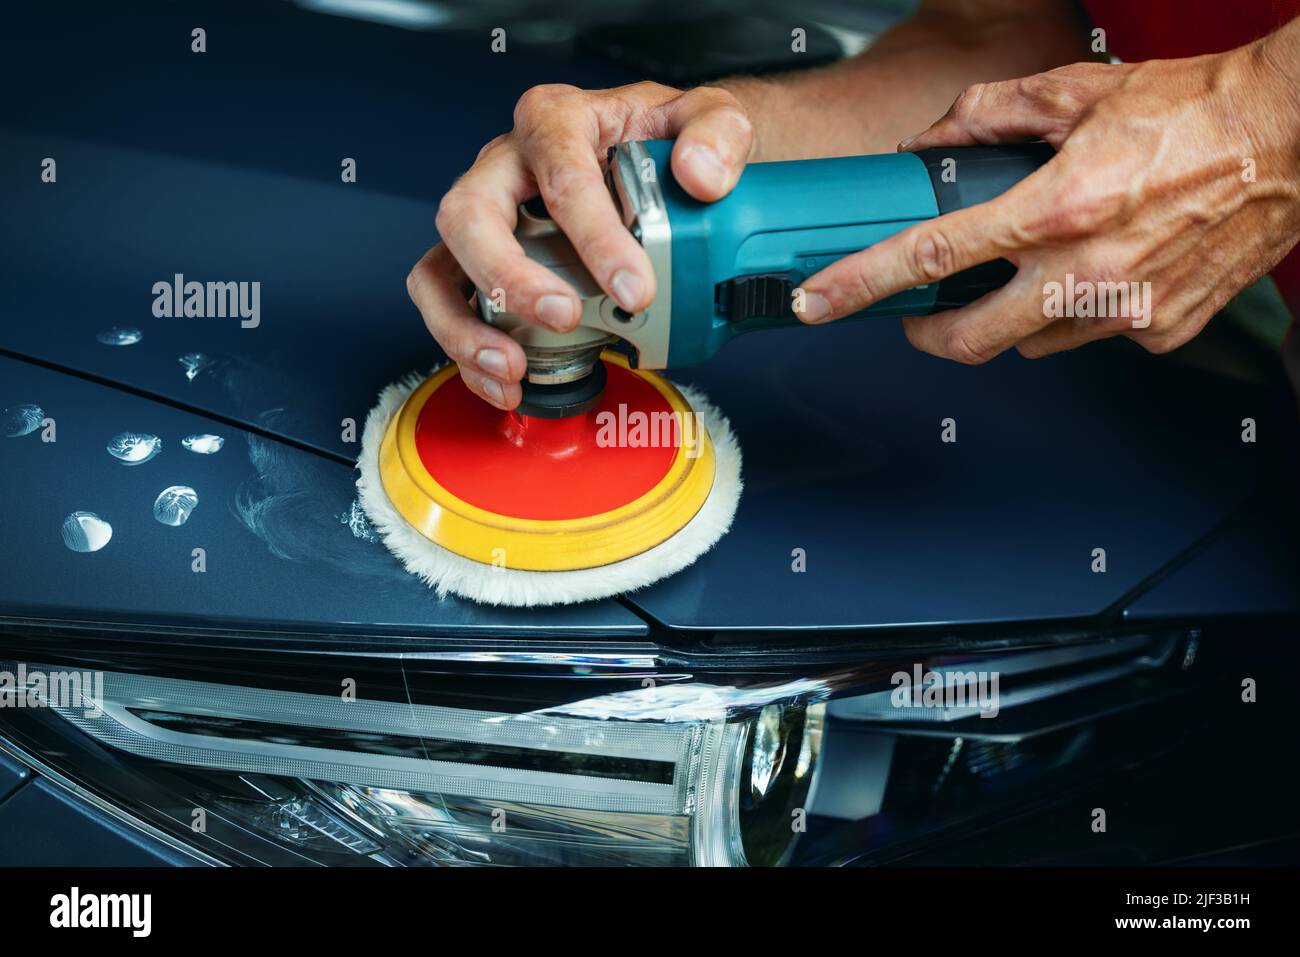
top-left (720, 0), bottom-right (1095, 161)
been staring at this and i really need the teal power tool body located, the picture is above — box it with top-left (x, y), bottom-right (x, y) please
top-left (481, 139), bottom-right (1052, 416)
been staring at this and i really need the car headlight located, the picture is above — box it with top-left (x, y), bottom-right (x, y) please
top-left (0, 642), bottom-right (825, 866)
top-left (0, 624), bottom-right (1198, 866)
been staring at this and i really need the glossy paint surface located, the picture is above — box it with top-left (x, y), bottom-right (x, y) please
top-left (0, 2), bottom-right (1296, 634)
top-left (644, 321), bottom-right (1297, 629)
top-left (0, 356), bottom-right (647, 636)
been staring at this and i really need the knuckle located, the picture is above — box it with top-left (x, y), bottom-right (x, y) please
top-left (712, 103), bottom-right (754, 146)
top-left (1097, 309), bottom-right (1137, 335)
top-left (1144, 312), bottom-right (1175, 338)
top-left (1071, 257), bottom-right (1121, 290)
top-left (1135, 313), bottom-right (1198, 354)
top-left (405, 262), bottom-right (426, 302)
top-left (1144, 291), bottom-right (1171, 329)
top-left (1042, 185), bottom-right (1122, 237)
top-left (575, 235), bottom-right (624, 269)
top-left (691, 85), bottom-right (751, 124)
top-left (901, 317), bottom-right (924, 350)
top-left (851, 258), bottom-right (883, 306)
top-left (451, 328), bottom-right (482, 363)
top-left (459, 365), bottom-right (486, 391)
top-left (1020, 69), bottom-right (1081, 115)
top-left (951, 83), bottom-right (994, 123)
top-left (1054, 62), bottom-right (1093, 80)
top-left (474, 133), bottom-right (511, 163)
top-left (1044, 204), bottom-right (1089, 237)
top-left (1018, 71), bottom-right (1059, 102)
top-left (1144, 308), bottom-right (1177, 337)
top-left (620, 79), bottom-right (669, 101)
top-left (700, 84), bottom-right (743, 111)
top-left (603, 81), bottom-right (673, 127)
top-left (1189, 297), bottom-right (1223, 329)
top-left (479, 263), bottom-right (516, 306)
top-left (913, 230), bottom-right (957, 281)
top-left (537, 162), bottom-right (591, 210)
top-left (434, 191), bottom-right (466, 236)
top-left (513, 83), bottom-right (578, 128)
top-left (1005, 215), bottom-right (1043, 248)
top-left (944, 326), bottom-right (994, 365)
top-left (1137, 331), bottom-right (1180, 355)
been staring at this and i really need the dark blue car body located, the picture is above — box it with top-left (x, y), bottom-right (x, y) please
top-left (1, 1), bottom-right (1297, 865)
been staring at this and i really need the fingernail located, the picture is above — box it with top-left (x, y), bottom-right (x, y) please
top-left (897, 134), bottom-right (918, 151)
top-left (481, 378), bottom-right (505, 406)
top-left (536, 294), bottom-right (578, 331)
top-left (796, 291), bottom-right (832, 323)
top-left (611, 270), bottom-right (645, 312)
top-left (475, 347), bottom-right (509, 378)
top-left (682, 144), bottom-right (727, 192)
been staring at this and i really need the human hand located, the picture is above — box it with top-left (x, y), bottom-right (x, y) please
top-left (793, 45), bottom-right (1300, 362)
top-left (407, 81), bottom-right (754, 407)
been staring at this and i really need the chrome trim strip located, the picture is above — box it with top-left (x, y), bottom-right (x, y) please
top-left (39, 669), bottom-right (696, 816)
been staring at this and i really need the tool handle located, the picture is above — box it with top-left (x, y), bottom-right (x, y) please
top-left (911, 143), bottom-right (1054, 309)
top-left (658, 140), bottom-right (1056, 366)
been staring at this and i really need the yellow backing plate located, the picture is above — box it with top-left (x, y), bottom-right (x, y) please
top-left (378, 354), bottom-right (716, 571)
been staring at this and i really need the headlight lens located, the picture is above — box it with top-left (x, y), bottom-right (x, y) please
top-left (0, 659), bottom-right (825, 866)
top-left (736, 703), bottom-right (823, 866)
top-left (0, 627), bottom-right (1197, 866)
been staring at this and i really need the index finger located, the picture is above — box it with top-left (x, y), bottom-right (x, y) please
top-left (794, 186), bottom-right (1036, 324)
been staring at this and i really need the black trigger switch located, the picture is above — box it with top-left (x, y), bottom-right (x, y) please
top-left (719, 273), bottom-right (796, 322)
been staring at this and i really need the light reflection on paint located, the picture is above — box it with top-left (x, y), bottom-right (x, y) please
top-left (107, 432), bottom-right (162, 465)
top-left (182, 433), bottom-right (225, 454)
top-left (179, 353), bottom-right (211, 382)
top-left (96, 327), bottom-right (143, 346)
top-left (61, 511), bottom-right (113, 552)
top-left (154, 486), bottom-right (199, 526)
top-left (2, 404), bottom-right (43, 438)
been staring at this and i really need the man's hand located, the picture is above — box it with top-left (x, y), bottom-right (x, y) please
top-left (407, 81), bottom-right (753, 408)
top-left (793, 44), bottom-right (1300, 363)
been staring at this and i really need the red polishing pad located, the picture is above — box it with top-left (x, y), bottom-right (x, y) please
top-left (374, 352), bottom-right (722, 574)
top-left (414, 360), bottom-right (680, 521)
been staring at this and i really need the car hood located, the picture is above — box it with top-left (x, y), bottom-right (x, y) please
top-left (1, 126), bottom-right (1292, 635)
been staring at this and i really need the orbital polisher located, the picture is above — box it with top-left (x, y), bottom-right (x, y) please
top-left (359, 140), bottom-right (1050, 606)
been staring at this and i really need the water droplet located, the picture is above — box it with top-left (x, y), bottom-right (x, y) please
top-left (341, 498), bottom-right (378, 543)
top-left (3, 404), bottom-right (43, 438)
top-left (96, 326), bottom-right (142, 346)
top-left (107, 431), bottom-right (162, 465)
top-left (182, 433), bottom-right (225, 454)
top-left (154, 485), bottom-right (199, 526)
top-left (179, 353), bottom-right (211, 382)
top-left (62, 511), bottom-right (112, 552)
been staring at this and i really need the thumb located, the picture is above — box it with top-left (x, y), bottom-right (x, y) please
top-left (660, 87), bottom-right (755, 202)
